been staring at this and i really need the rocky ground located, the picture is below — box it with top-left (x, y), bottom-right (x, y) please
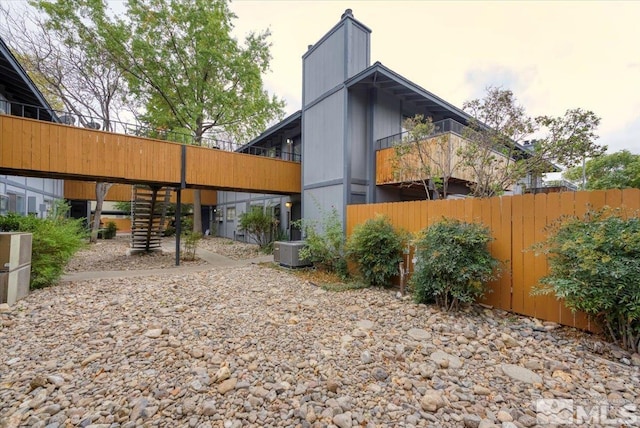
top-left (64, 236), bottom-right (206, 272)
top-left (197, 238), bottom-right (261, 261)
top-left (1, 242), bottom-right (639, 427)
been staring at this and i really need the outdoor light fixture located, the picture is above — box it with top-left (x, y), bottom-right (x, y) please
top-left (285, 201), bottom-right (292, 240)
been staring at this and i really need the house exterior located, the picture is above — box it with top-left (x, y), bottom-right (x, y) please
top-left (216, 9), bottom-right (532, 241)
top-left (0, 37), bottom-right (64, 217)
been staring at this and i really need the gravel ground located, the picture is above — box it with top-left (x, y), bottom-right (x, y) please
top-left (64, 236), bottom-right (204, 272)
top-left (198, 237), bottom-right (261, 261)
top-left (2, 248), bottom-right (640, 427)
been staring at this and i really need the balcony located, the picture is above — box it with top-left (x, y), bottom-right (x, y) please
top-left (1, 100), bottom-right (301, 162)
top-left (375, 118), bottom-right (509, 187)
top-left (376, 118), bottom-right (467, 150)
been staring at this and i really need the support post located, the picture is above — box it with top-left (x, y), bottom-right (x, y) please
top-left (175, 144), bottom-right (187, 266)
top-left (175, 188), bottom-right (182, 266)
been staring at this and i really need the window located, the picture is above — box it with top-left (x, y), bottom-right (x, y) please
top-left (226, 207), bottom-right (236, 221)
top-left (28, 196), bottom-right (37, 215)
top-left (15, 195), bottom-right (25, 214)
top-left (215, 207), bottom-right (223, 222)
top-left (0, 93), bottom-right (8, 115)
top-left (0, 195), bottom-right (8, 215)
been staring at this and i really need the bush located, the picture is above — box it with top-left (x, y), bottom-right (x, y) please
top-left (181, 231), bottom-right (201, 261)
top-left (0, 202), bottom-right (87, 289)
top-left (239, 206), bottom-right (277, 250)
top-left (105, 221), bottom-right (117, 239)
top-left (412, 218), bottom-right (499, 311)
top-left (296, 207), bottom-right (346, 277)
top-left (534, 208), bottom-right (640, 352)
top-left (347, 215), bottom-right (407, 287)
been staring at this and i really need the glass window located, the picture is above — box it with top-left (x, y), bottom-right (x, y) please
top-left (0, 195), bottom-right (8, 215)
top-left (16, 195), bottom-right (25, 214)
top-left (0, 93), bottom-right (8, 115)
top-left (226, 207), bottom-right (236, 221)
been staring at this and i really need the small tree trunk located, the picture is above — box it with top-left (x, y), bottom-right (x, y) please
top-left (90, 182), bottom-right (113, 243)
top-left (193, 189), bottom-right (203, 235)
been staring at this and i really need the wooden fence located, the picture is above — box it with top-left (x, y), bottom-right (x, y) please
top-left (346, 189), bottom-right (640, 331)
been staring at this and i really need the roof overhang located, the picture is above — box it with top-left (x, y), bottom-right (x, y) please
top-left (0, 37), bottom-right (58, 122)
top-left (345, 62), bottom-right (472, 125)
top-left (237, 110), bottom-right (301, 151)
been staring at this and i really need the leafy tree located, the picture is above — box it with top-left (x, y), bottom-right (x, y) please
top-left (535, 108), bottom-right (605, 188)
top-left (35, 0), bottom-right (285, 235)
top-left (460, 87), bottom-right (534, 197)
top-left (563, 150), bottom-right (640, 190)
top-left (460, 87), bottom-right (604, 197)
top-left (391, 115), bottom-right (460, 199)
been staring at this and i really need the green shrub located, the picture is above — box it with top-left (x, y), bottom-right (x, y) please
top-left (163, 225), bottom-right (176, 237)
top-left (296, 207), bottom-right (346, 276)
top-left (182, 231), bottom-right (201, 261)
top-left (239, 206), bottom-right (276, 249)
top-left (412, 218), bottom-right (499, 311)
top-left (0, 202), bottom-right (87, 289)
top-left (105, 221), bottom-right (117, 239)
top-left (347, 215), bottom-right (407, 287)
top-left (534, 208), bottom-right (640, 352)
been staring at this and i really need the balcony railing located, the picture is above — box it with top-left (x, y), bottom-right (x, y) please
top-left (1, 100), bottom-right (301, 162)
top-left (376, 118), bottom-right (467, 150)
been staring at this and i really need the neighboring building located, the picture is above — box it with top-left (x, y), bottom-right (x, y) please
top-left (216, 9), bottom-right (537, 241)
top-left (0, 37), bottom-right (64, 217)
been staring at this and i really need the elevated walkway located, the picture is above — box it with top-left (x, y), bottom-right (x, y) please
top-left (0, 115), bottom-right (300, 195)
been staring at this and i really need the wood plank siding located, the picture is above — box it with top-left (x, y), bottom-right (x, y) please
top-left (0, 115), bottom-right (300, 194)
top-left (64, 181), bottom-right (217, 205)
top-left (376, 133), bottom-right (509, 186)
top-left (346, 189), bottom-right (640, 332)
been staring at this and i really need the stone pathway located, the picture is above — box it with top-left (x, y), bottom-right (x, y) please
top-left (1, 246), bottom-right (640, 427)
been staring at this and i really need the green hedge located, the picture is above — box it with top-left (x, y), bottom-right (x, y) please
top-left (534, 208), bottom-right (640, 352)
top-left (0, 204), bottom-right (86, 289)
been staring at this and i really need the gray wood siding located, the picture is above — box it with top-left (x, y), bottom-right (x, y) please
top-left (303, 26), bottom-right (345, 105)
top-left (347, 24), bottom-right (370, 79)
top-left (373, 90), bottom-right (402, 141)
top-left (302, 91), bottom-right (345, 185)
top-left (303, 185), bottom-right (344, 228)
top-left (348, 86), bottom-right (368, 183)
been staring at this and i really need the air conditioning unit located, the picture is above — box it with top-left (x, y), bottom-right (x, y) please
top-left (275, 241), bottom-right (311, 268)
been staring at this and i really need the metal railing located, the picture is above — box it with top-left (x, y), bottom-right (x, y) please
top-left (376, 118), bottom-right (467, 150)
top-left (1, 100), bottom-right (301, 162)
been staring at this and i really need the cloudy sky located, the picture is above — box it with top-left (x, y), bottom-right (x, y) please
top-left (229, 1), bottom-right (640, 155)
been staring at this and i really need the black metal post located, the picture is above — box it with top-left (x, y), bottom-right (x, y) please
top-left (175, 144), bottom-right (187, 266)
top-left (175, 188), bottom-right (182, 266)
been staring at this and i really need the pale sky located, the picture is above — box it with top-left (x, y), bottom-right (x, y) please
top-left (229, 1), bottom-right (640, 155)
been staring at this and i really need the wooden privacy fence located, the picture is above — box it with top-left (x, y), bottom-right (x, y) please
top-left (346, 189), bottom-right (640, 332)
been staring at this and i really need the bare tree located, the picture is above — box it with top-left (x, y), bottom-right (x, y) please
top-left (0, 4), bottom-right (132, 242)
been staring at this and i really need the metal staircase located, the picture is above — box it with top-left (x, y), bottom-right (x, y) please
top-left (131, 185), bottom-right (171, 252)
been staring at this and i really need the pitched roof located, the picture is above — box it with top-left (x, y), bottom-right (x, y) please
top-left (0, 36), bottom-right (57, 122)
